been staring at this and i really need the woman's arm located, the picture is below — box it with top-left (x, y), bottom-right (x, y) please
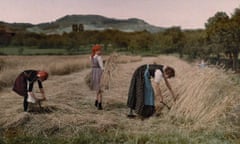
top-left (38, 80), bottom-right (46, 100)
top-left (39, 88), bottom-right (46, 100)
top-left (97, 56), bottom-right (104, 70)
top-left (163, 74), bottom-right (176, 101)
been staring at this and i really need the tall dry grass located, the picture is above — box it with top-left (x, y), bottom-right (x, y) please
top-left (48, 58), bottom-right (90, 75)
top-left (154, 55), bottom-right (240, 133)
top-left (0, 54), bottom-right (142, 90)
top-left (0, 55), bottom-right (91, 89)
top-left (116, 55), bottom-right (142, 63)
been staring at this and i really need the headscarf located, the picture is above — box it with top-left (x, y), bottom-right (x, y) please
top-left (91, 44), bottom-right (101, 58)
top-left (37, 71), bottom-right (48, 81)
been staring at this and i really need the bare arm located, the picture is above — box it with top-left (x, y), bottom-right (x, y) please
top-left (163, 74), bottom-right (176, 101)
top-left (153, 82), bottom-right (163, 102)
top-left (39, 88), bottom-right (46, 100)
top-left (37, 80), bottom-right (46, 101)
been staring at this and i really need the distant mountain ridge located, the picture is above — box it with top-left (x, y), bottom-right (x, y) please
top-left (1, 15), bottom-right (166, 34)
top-left (29, 14), bottom-right (166, 34)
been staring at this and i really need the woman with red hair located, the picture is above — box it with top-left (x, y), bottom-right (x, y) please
top-left (13, 70), bottom-right (48, 112)
top-left (90, 44), bottom-right (104, 110)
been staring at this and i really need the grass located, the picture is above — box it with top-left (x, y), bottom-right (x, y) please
top-left (0, 55), bottom-right (91, 89)
top-left (1, 54), bottom-right (240, 144)
top-left (48, 58), bottom-right (90, 75)
top-left (0, 54), bottom-right (141, 89)
top-left (1, 127), bottom-right (235, 144)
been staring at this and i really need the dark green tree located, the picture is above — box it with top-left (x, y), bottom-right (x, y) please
top-left (161, 27), bottom-right (185, 56)
top-left (205, 9), bottom-right (240, 71)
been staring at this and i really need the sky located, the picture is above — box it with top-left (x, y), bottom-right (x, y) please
top-left (0, 0), bottom-right (239, 29)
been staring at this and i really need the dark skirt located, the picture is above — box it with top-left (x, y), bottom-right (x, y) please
top-left (12, 72), bottom-right (27, 97)
top-left (127, 65), bottom-right (156, 118)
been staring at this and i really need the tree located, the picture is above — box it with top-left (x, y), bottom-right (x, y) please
top-left (161, 27), bottom-right (185, 56)
top-left (183, 30), bottom-right (207, 59)
top-left (205, 12), bottom-right (229, 54)
top-left (205, 12), bottom-right (232, 70)
top-left (205, 9), bottom-right (240, 71)
top-left (229, 8), bottom-right (240, 71)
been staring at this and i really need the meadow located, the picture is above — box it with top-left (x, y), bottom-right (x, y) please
top-left (0, 54), bottom-right (240, 144)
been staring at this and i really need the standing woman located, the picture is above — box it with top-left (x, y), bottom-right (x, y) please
top-left (13, 70), bottom-right (48, 112)
top-left (90, 44), bottom-right (104, 110)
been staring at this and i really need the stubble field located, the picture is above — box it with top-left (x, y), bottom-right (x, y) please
top-left (0, 54), bottom-right (240, 144)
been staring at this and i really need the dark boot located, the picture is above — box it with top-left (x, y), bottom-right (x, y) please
top-left (95, 100), bottom-right (98, 107)
top-left (98, 103), bottom-right (103, 110)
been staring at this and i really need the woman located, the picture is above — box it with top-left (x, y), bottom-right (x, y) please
top-left (13, 70), bottom-right (48, 112)
top-left (127, 64), bottom-right (176, 118)
top-left (152, 65), bottom-right (176, 113)
top-left (90, 44), bottom-right (104, 110)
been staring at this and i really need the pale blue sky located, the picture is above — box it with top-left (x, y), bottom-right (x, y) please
top-left (1, 0), bottom-right (239, 29)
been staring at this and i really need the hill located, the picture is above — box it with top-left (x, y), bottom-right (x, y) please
top-left (28, 15), bottom-right (165, 34)
top-left (1, 15), bottom-right (165, 35)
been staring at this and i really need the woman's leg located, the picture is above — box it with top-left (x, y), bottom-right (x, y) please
top-left (95, 92), bottom-right (98, 107)
top-left (23, 95), bottom-right (28, 112)
top-left (97, 90), bottom-right (103, 110)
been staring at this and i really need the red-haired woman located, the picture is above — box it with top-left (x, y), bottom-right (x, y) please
top-left (13, 70), bottom-right (48, 112)
top-left (90, 44), bottom-right (104, 110)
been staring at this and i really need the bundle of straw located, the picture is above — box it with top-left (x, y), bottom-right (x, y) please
top-left (100, 53), bottom-right (119, 90)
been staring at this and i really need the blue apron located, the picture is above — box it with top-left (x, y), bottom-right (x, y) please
top-left (144, 64), bottom-right (155, 106)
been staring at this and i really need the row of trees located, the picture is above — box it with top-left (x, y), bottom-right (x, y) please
top-left (7, 27), bottom-right (197, 55)
top-left (205, 8), bottom-right (240, 71)
top-left (2, 8), bottom-right (240, 71)
top-left (8, 29), bottom-right (173, 53)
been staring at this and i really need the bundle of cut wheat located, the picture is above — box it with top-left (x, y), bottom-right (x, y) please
top-left (100, 53), bottom-right (119, 90)
top-left (153, 55), bottom-right (240, 131)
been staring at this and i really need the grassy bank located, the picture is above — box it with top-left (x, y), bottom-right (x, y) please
top-left (1, 126), bottom-right (236, 144)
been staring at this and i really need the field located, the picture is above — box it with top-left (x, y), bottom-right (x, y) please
top-left (0, 54), bottom-right (240, 144)
top-left (0, 47), bottom-right (68, 55)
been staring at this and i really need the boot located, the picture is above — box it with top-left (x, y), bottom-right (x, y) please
top-left (98, 103), bottom-right (103, 110)
top-left (95, 100), bottom-right (98, 107)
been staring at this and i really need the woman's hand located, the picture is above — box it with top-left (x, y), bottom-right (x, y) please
top-left (39, 88), bottom-right (47, 101)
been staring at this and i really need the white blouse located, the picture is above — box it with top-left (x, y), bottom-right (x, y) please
top-left (94, 55), bottom-right (104, 70)
top-left (154, 69), bottom-right (163, 84)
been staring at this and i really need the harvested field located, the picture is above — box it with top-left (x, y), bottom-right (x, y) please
top-left (0, 54), bottom-right (240, 143)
